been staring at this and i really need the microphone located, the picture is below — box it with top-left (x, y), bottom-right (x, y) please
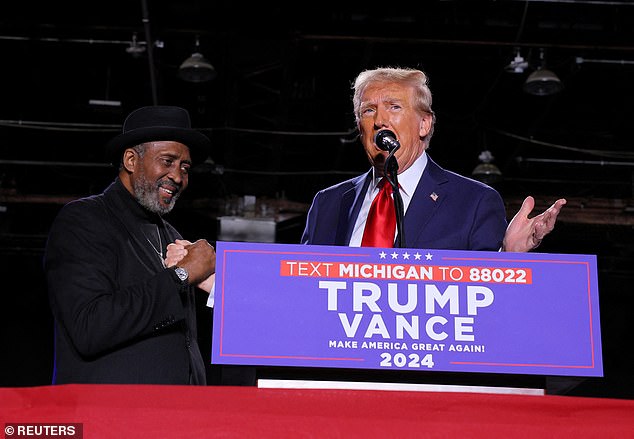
top-left (374, 130), bottom-right (400, 152)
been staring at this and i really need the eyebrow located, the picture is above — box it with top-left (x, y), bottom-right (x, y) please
top-left (158, 152), bottom-right (192, 164)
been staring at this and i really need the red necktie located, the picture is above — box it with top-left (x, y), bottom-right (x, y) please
top-left (361, 178), bottom-right (396, 247)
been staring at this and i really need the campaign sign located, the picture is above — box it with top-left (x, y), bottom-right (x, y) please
top-left (211, 241), bottom-right (603, 377)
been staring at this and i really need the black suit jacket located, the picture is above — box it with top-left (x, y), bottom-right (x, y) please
top-left (44, 178), bottom-right (206, 384)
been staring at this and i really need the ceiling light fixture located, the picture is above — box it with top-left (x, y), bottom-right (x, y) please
top-left (523, 48), bottom-right (563, 96)
top-left (125, 33), bottom-right (146, 58)
top-left (178, 36), bottom-right (216, 83)
top-left (472, 150), bottom-right (502, 185)
top-left (505, 48), bottom-right (529, 73)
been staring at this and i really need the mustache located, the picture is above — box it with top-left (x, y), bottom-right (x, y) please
top-left (157, 179), bottom-right (182, 195)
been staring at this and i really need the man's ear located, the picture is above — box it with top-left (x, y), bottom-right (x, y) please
top-left (121, 148), bottom-right (137, 172)
top-left (419, 114), bottom-right (431, 138)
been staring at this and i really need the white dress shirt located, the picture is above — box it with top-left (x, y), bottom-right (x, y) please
top-left (349, 152), bottom-right (428, 246)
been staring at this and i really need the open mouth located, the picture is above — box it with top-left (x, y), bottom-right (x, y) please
top-left (158, 185), bottom-right (179, 203)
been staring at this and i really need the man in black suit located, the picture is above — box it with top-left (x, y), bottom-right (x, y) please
top-left (44, 106), bottom-right (216, 385)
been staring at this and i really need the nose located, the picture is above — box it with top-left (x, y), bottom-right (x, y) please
top-left (167, 165), bottom-right (187, 187)
top-left (374, 108), bottom-right (390, 128)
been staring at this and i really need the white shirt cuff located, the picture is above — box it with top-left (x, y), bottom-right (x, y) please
top-left (206, 282), bottom-right (215, 308)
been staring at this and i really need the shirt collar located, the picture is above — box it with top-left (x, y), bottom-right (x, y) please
top-left (370, 152), bottom-right (428, 197)
top-left (398, 152), bottom-right (428, 197)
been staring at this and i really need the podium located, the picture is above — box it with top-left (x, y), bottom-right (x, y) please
top-left (211, 241), bottom-right (602, 394)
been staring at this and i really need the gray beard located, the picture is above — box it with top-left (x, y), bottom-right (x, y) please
top-left (132, 173), bottom-right (180, 216)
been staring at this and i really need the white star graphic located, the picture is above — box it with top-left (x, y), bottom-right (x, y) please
top-left (379, 251), bottom-right (387, 259)
top-left (403, 252), bottom-right (410, 259)
top-left (391, 251), bottom-right (399, 259)
top-left (425, 252), bottom-right (433, 260)
top-left (414, 252), bottom-right (422, 260)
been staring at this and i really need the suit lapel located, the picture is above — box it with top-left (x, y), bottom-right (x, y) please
top-left (336, 171), bottom-right (372, 245)
top-left (404, 158), bottom-right (448, 247)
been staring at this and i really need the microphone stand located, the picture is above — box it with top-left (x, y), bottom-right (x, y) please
top-left (384, 150), bottom-right (405, 248)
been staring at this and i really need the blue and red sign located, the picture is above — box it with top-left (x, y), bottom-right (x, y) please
top-left (211, 241), bottom-right (603, 377)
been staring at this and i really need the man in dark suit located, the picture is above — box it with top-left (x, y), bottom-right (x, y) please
top-left (44, 106), bottom-right (216, 385)
top-left (301, 67), bottom-right (566, 251)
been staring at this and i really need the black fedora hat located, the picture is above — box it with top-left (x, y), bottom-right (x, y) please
top-left (105, 105), bottom-right (211, 166)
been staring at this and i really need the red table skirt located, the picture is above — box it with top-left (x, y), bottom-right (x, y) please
top-left (2, 384), bottom-right (633, 438)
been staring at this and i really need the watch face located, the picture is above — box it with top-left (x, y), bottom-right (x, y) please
top-left (175, 267), bottom-right (189, 282)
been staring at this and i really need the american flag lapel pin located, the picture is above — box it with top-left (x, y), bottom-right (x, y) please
top-left (430, 192), bottom-right (439, 202)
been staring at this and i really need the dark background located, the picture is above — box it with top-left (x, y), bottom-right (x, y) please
top-left (1, 1), bottom-right (633, 398)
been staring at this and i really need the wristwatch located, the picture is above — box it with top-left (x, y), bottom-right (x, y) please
top-left (174, 266), bottom-right (189, 284)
